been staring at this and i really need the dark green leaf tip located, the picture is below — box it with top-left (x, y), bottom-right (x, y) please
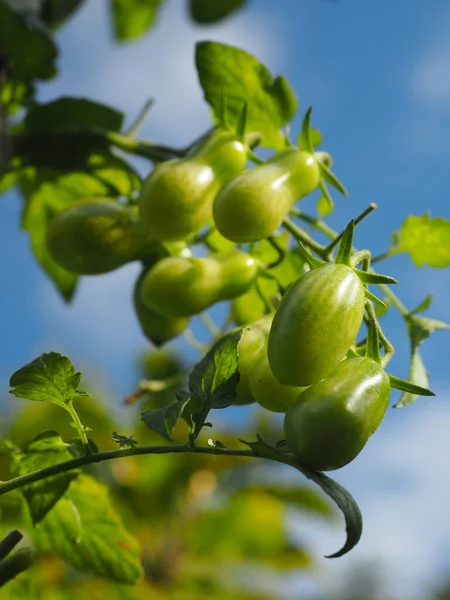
top-left (388, 374), bottom-right (435, 397)
top-left (364, 289), bottom-right (387, 307)
top-left (299, 107), bottom-right (314, 154)
top-left (365, 322), bottom-right (381, 364)
top-left (335, 220), bottom-right (354, 266)
top-left (235, 100), bottom-right (248, 140)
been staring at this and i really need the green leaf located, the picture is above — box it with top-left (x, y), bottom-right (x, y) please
top-left (40, 0), bottom-right (86, 30)
top-left (189, 329), bottom-right (243, 409)
top-left (111, 0), bottom-right (165, 42)
top-left (394, 350), bottom-right (429, 408)
top-left (396, 214), bottom-right (450, 268)
top-left (408, 314), bottom-right (450, 347)
top-left (24, 98), bottom-right (123, 133)
top-left (33, 474), bottom-right (143, 583)
top-left (388, 374), bottom-right (434, 397)
top-left (316, 193), bottom-right (334, 218)
top-left (195, 41), bottom-right (297, 149)
top-left (0, 2), bottom-right (58, 81)
top-left (12, 431), bottom-right (79, 524)
top-left (335, 220), bottom-right (354, 266)
top-left (240, 435), bottom-right (362, 558)
top-left (411, 293), bottom-right (433, 315)
top-left (365, 322), bottom-right (381, 364)
top-left (297, 108), bottom-right (313, 154)
top-left (364, 288), bottom-right (387, 308)
top-left (318, 161), bottom-right (348, 196)
top-left (9, 352), bottom-right (89, 407)
top-left (355, 270), bottom-right (398, 285)
top-left (141, 395), bottom-right (201, 441)
top-left (189, 0), bottom-right (246, 24)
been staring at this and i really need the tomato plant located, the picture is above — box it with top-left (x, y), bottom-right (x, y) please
top-left (1, 0), bottom-right (449, 597)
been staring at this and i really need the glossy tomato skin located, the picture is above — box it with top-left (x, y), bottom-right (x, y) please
top-left (268, 263), bottom-right (365, 386)
top-left (140, 251), bottom-right (258, 318)
top-left (138, 131), bottom-right (247, 241)
top-left (284, 357), bottom-right (391, 471)
top-left (213, 148), bottom-right (320, 243)
top-left (234, 316), bottom-right (306, 412)
top-left (133, 270), bottom-right (188, 346)
top-left (46, 198), bottom-right (151, 275)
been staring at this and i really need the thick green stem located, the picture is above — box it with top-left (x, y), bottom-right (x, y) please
top-left (0, 445), bottom-right (255, 498)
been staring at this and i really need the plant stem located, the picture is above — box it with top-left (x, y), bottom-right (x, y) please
top-left (0, 445), bottom-right (246, 497)
top-left (378, 284), bottom-right (409, 317)
top-left (266, 236), bottom-right (286, 269)
top-left (365, 301), bottom-right (395, 367)
top-left (103, 130), bottom-right (184, 162)
top-left (282, 218), bottom-right (327, 257)
top-left (124, 98), bottom-right (154, 135)
top-left (65, 403), bottom-right (91, 455)
top-left (324, 203), bottom-right (377, 255)
top-left (199, 313), bottom-right (221, 336)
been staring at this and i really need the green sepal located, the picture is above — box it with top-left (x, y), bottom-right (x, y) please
top-left (355, 271), bottom-right (398, 285)
top-left (295, 240), bottom-right (326, 270)
top-left (235, 101), bottom-right (248, 141)
top-left (298, 107), bottom-right (314, 154)
top-left (335, 221), bottom-right (354, 266)
top-left (365, 322), bottom-right (381, 364)
top-left (364, 289), bottom-right (387, 307)
top-left (318, 161), bottom-right (348, 196)
top-left (388, 374), bottom-right (435, 397)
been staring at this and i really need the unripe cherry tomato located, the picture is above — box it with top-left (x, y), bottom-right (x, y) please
top-left (268, 263), bottom-right (365, 386)
top-left (234, 316), bottom-right (306, 412)
top-left (284, 357), bottom-right (391, 471)
top-left (140, 251), bottom-right (258, 318)
top-left (138, 130), bottom-right (247, 241)
top-left (46, 198), bottom-right (151, 275)
top-left (133, 270), bottom-right (188, 346)
top-left (213, 148), bottom-right (320, 243)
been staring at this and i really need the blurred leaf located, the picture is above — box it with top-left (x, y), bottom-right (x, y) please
top-left (316, 193), bottom-right (334, 218)
top-left (195, 41), bottom-right (297, 148)
top-left (396, 214), bottom-right (450, 268)
top-left (24, 97), bottom-right (123, 133)
top-left (189, 0), bottom-right (246, 24)
top-left (411, 293), bottom-right (433, 315)
top-left (111, 0), bottom-right (165, 41)
top-left (239, 485), bottom-right (333, 518)
top-left (12, 431), bottom-right (79, 524)
top-left (9, 352), bottom-right (89, 407)
top-left (40, 0), bottom-right (86, 29)
top-left (189, 329), bottom-right (243, 409)
top-left (33, 474), bottom-right (143, 583)
top-left (394, 349), bottom-right (429, 409)
top-left (0, 79), bottom-right (34, 115)
top-left (0, 1), bottom-right (58, 80)
top-left (395, 314), bottom-right (449, 407)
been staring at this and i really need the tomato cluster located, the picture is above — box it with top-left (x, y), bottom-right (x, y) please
top-left (44, 122), bottom-right (395, 472)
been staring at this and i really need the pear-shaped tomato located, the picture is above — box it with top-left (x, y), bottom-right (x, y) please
top-left (213, 148), bottom-right (320, 243)
top-left (268, 263), bottom-right (365, 386)
top-left (234, 316), bottom-right (306, 412)
top-left (284, 357), bottom-right (390, 471)
top-left (138, 130), bottom-right (247, 241)
top-left (133, 271), bottom-right (188, 346)
top-left (46, 198), bottom-right (151, 275)
top-left (140, 251), bottom-right (258, 318)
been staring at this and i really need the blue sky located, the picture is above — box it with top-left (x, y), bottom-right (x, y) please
top-left (1, 0), bottom-right (450, 597)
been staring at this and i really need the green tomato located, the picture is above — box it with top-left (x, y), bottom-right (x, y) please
top-left (230, 288), bottom-right (267, 326)
top-left (138, 130), bottom-right (247, 241)
top-left (234, 317), bottom-right (271, 406)
top-left (249, 344), bottom-right (307, 413)
top-left (284, 357), bottom-right (390, 471)
top-left (213, 148), bottom-right (320, 243)
top-left (268, 263), bottom-right (365, 386)
top-left (140, 251), bottom-right (258, 318)
top-left (46, 198), bottom-right (152, 275)
top-left (133, 271), bottom-right (188, 346)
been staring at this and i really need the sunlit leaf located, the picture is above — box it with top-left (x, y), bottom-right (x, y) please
top-left (396, 214), bottom-right (450, 268)
top-left (195, 41), bottom-right (297, 148)
top-left (111, 0), bottom-right (165, 41)
top-left (33, 475), bottom-right (143, 583)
